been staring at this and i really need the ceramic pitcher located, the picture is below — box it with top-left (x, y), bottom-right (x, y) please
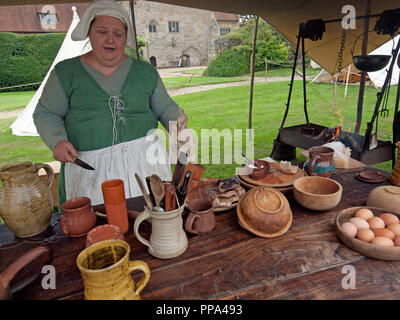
top-left (76, 239), bottom-right (150, 300)
top-left (0, 162), bottom-right (54, 238)
top-left (304, 146), bottom-right (336, 178)
top-left (134, 205), bottom-right (188, 259)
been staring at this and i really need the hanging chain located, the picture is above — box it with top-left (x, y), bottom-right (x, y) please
top-left (337, 29), bottom-right (346, 75)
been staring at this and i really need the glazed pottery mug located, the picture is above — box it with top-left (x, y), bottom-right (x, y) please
top-left (76, 239), bottom-right (150, 300)
top-left (304, 146), bottom-right (336, 178)
top-left (101, 179), bottom-right (129, 234)
top-left (134, 205), bottom-right (188, 259)
top-left (60, 197), bottom-right (97, 237)
top-left (185, 199), bottom-right (215, 234)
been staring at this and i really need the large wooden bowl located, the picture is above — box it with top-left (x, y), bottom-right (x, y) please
top-left (335, 206), bottom-right (400, 261)
top-left (293, 176), bottom-right (342, 211)
top-left (237, 186), bottom-right (292, 238)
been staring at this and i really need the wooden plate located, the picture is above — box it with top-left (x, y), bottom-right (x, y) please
top-left (237, 175), bottom-right (293, 195)
top-left (239, 162), bottom-right (306, 188)
top-left (185, 178), bottom-right (243, 212)
top-left (335, 206), bottom-right (400, 261)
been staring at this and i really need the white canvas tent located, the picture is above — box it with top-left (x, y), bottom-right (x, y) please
top-left (10, 6), bottom-right (91, 136)
top-left (367, 34), bottom-right (400, 88)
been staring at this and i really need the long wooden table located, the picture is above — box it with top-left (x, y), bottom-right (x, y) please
top-left (1, 170), bottom-right (400, 300)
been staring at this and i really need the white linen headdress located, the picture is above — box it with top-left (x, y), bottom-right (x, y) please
top-left (71, 0), bottom-right (135, 49)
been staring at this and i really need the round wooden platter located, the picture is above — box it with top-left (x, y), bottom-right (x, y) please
top-left (237, 175), bottom-right (293, 195)
top-left (185, 178), bottom-right (241, 212)
top-left (335, 206), bottom-right (400, 261)
top-left (238, 162), bottom-right (305, 188)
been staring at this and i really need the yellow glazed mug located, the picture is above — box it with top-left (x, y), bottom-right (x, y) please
top-left (76, 239), bottom-right (150, 300)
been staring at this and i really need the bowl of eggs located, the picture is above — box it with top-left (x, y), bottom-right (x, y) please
top-left (335, 206), bottom-right (400, 261)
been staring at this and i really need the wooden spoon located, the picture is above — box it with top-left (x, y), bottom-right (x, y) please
top-left (134, 173), bottom-right (154, 211)
top-left (150, 174), bottom-right (165, 208)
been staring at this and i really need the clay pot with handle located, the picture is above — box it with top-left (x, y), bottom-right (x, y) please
top-left (0, 246), bottom-right (51, 300)
top-left (0, 162), bottom-right (54, 238)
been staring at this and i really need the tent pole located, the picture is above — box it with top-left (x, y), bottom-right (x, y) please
top-left (129, 0), bottom-right (140, 59)
top-left (248, 16), bottom-right (259, 140)
top-left (355, 0), bottom-right (371, 134)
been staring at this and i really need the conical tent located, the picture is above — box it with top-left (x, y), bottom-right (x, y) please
top-left (367, 35), bottom-right (400, 88)
top-left (10, 6), bottom-right (91, 136)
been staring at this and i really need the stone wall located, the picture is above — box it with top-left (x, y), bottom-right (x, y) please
top-left (120, 1), bottom-right (238, 68)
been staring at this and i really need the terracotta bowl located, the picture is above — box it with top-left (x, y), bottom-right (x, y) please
top-left (293, 176), bottom-right (342, 211)
top-left (86, 224), bottom-right (125, 247)
top-left (237, 186), bottom-right (292, 238)
top-left (246, 160), bottom-right (270, 180)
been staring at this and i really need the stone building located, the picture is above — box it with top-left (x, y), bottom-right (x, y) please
top-left (122, 1), bottom-right (240, 67)
top-left (0, 1), bottom-right (239, 68)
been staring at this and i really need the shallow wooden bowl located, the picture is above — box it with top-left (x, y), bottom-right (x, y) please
top-left (293, 176), bottom-right (342, 211)
top-left (247, 160), bottom-right (270, 180)
top-left (335, 206), bottom-right (400, 261)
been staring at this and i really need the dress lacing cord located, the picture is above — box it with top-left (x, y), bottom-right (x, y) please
top-left (108, 95), bottom-right (126, 145)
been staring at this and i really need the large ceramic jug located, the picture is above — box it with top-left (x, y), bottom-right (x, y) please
top-left (134, 205), bottom-right (188, 259)
top-left (304, 146), bottom-right (336, 178)
top-left (0, 162), bottom-right (54, 238)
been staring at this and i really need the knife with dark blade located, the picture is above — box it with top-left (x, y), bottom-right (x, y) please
top-left (74, 157), bottom-right (95, 170)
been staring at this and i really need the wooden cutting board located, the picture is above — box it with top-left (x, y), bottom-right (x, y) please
top-left (238, 162), bottom-right (305, 188)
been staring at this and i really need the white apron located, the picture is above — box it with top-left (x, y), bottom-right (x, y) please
top-left (64, 134), bottom-right (172, 205)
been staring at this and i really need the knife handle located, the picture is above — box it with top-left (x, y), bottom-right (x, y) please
top-left (164, 184), bottom-right (176, 211)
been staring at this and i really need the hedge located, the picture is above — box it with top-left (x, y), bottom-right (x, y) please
top-left (0, 32), bottom-right (65, 91)
top-left (0, 32), bottom-right (148, 92)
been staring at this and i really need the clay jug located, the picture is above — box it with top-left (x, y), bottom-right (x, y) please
top-left (134, 205), bottom-right (188, 259)
top-left (390, 142), bottom-right (400, 186)
top-left (304, 146), bottom-right (336, 178)
top-left (0, 162), bottom-right (54, 238)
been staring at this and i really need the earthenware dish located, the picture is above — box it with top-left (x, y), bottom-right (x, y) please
top-left (367, 186), bottom-right (400, 214)
top-left (335, 206), bottom-right (400, 261)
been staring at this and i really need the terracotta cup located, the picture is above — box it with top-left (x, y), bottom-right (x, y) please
top-left (101, 179), bottom-right (129, 234)
top-left (76, 239), bottom-right (150, 300)
top-left (86, 224), bottom-right (125, 247)
top-left (185, 199), bottom-right (215, 234)
top-left (60, 197), bottom-right (97, 237)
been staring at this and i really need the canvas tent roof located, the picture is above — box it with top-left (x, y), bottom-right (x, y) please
top-left (1, 0), bottom-right (399, 74)
top-left (10, 6), bottom-right (91, 136)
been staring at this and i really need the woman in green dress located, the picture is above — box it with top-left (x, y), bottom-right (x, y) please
top-left (33, 0), bottom-right (189, 207)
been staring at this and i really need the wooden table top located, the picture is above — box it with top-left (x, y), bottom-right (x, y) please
top-left (1, 170), bottom-right (400, 300)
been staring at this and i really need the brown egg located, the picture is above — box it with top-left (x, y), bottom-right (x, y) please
top-left (394, 236), bottom-right (400, 247)
top-left (342, 222), bottom-right (357, 238)
top-left (356, 229), bottom-right (375, 243)
top-left (379, 213), bottom-right (400, 226)
top-left (349, 217), bottom-right (370, 230)
top-left (355, 208), bottom-right (374, 220)
top-left (368, 216), bottom-right (385, 230)
top-left (373, 228), bottom-right (396, 240)
top-left (371, 236), bottom-right (395, 247)
top-left (387, 224), bottom-right (400, 237)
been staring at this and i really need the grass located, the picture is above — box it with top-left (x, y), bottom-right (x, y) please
top-left (0, 90), bottom-right (35, 111)
top-left (173, 68), bottom-right (206, 75)
top-left (0, 79), bottom-right (397, 179)
top-left (162, 75), bottom-right (246, 89)
top-left (253, 66), bottom-right (322, 78)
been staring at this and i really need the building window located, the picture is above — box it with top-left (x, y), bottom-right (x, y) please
top-left (220, 28), bottom-right (231, 35)
top-left (149, 23), bottom-right (157, 33)
top-left (168, 21), bottom-right (179, 33)
top-left (38, 12), bottom-right (59, 25)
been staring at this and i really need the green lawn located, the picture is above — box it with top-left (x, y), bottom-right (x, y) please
top-left (0, 80), bottom-right (397, 178)
top-left (0, 90), bottom-right (35, 111)
top-left (173, 68), bottom-right (206, 75)
top-left (253, 66), bottom-right (322, 78)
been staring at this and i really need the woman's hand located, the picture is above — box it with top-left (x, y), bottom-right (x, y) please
top-left (53, 140), bottom-right (78, 163)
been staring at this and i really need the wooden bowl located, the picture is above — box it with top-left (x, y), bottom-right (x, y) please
top-left (247, 160), bottom-right (270, 180)
top-left (367, 186), bottom-right (400, 214)
top-left (237, 186), bottom-right (292, 238)
top-left (293, 176), bottom-right (342, 211)
top-left (335, 206), bottom-right (400, 261)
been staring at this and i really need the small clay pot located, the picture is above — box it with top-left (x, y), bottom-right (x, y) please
top-left (86, 224), bottom-right (125, 247)
top-left (60, 197), bottom-right (97, 237)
